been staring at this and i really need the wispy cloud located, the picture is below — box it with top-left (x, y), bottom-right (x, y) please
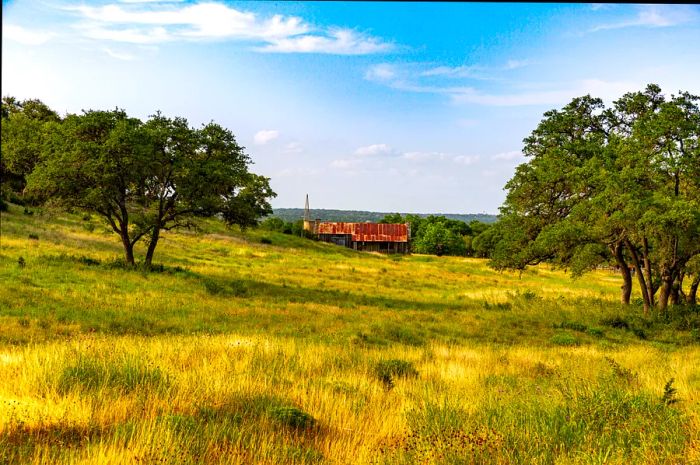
top-left (331, 144), bottom-right (480, 174)
top-left (254, 129), bottom-right (279, 145)
top-left (354, 143), bottom-right (396, 156)
top-left (4, 24), bottom-right (56, 45)
top-left (491, 150), bottom-right (524, 161)
top-left (283, 142), bottom-right (303, 154)
top-left (364, 63), bottom-right (396, 81)
top-left (367, 61), bottom-right (642, 107)
top-left (590, 5), bottom-right (698, 32)
top-left (64, 1), bottom-right (393, 54)
top-left (257, 29), bottom-right (393, 55)
top-left (103, 47), bottom-right (136, 60)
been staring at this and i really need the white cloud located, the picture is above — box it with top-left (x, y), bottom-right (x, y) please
top-left (276, 167), bottom-right (321, 177)
top-left (254, 129), bottom-right (279, 145)
top-left (103, 47), bottom-right (136, 60)
top-left (453, 155), bottom-right (479, 165)
top-left (365, 64), bottom-right (644, 106)
top-left (505, 59), bottom-right (530, 70)
top-left (283, 142), bottom-right (303, 154)
top-left (402, 151), bottom-right (448, 162)
top-left (331, 158), bottom-right (364, 170)
top-left (491, 150), bottom-right (524, 161)
top-left (364, 63), bottom-right (397, 81)
top-left (403, 79), bottom-right (640, 107)
top-left (64, 2), bottom-right (392, 54)
top-left (354, 143), bottom-right (395, 156)
top-left (421, 65), bottom-right (487, 79)
top-left (4, 24), bottom-right (56, 45)
top-left (590, 5), bottom-right (698, 32)
top-left (258, 29), bottom-right (393, 55)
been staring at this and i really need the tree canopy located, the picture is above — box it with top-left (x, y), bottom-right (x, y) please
top-left (9, 100), bottom-right (275, 266)
top-left (492, 84), bottom-right (700, 312)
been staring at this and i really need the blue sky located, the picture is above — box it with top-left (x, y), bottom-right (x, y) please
top-left (3, 2), bottom-right (700, 214)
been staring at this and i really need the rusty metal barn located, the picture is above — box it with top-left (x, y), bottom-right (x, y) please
top-left (300, 194), bottom-right (410, 253)
top-left (313, 222), bottom-right (411, 254)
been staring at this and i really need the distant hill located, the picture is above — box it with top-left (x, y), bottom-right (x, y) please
top-left (270, 208), bottom-right (498, 224)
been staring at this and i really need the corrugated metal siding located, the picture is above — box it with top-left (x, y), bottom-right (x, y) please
top-left (317, 222), bottom-right (408, 242)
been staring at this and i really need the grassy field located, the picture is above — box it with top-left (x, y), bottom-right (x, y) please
top-left (1, 203), bottom-right (699, 464)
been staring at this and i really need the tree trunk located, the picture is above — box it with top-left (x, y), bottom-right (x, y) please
top-left (670, 282), bottom-right (680, 306)
top-left (642, 237), bottom-right (655, 307)
top-left (612, 242), bottom-right (632, 305)
top-left (657, 272), bottom-right (675, 312)
top-left (686, 275), bottom-right (699, 305)
top-left (625, 239), bottom-right (650, 314)
top-left (144, 226), bottom-right (160, 268)
top-left (121, 231), bottom-right (135, 265)
top-left (658, 281), bottom-right (671, 312)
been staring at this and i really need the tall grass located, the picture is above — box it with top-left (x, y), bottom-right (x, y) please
top-left (1, 204), bottom-right (699, 464)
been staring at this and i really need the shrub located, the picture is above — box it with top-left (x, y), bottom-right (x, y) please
top-left (605, 357), bottom-right (638, 385)
top-left (374, 359), bottom-right (419, 390)
top-left (77, 256), bottom-right (101, 266)
top-left (587, 327), bottom-right (604, 337)
top-left (632, 327), bottom-right (647, 340)
top-left (554, 321), bottom-right (588, 332)
top-left (550, 332), bottom-right (579, 346)
top-left (601, 316), bottom-right (629, 329)
top-left (661, 378), bottom-right (678, 405)
top-left (202, 277), bottom-right (247, 297)
top-left (269, 406), bottom-right (316, 430)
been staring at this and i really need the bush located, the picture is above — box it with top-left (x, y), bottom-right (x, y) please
top-left (550, 332), bottom-right (579, 346)
top-left (77, 256), bottom-right (101, 266)
top-left (374, 359), bottom-right (419, 390)
top-left (587, 327), bottom-right (604, 337)
top-left (269, 406), bottom-right (316, 430)
top-left (553, 321), bottom-right (588, 332)
top-left (601, 316), bottom-right (630, 329)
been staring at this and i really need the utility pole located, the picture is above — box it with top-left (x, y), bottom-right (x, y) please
top-left (302, 194), bottom-right (310, 237)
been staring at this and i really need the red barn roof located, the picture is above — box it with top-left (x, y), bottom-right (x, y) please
top-left (317, 222), bottom-right (409, 242)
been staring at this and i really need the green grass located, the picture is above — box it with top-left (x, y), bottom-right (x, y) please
top-left (1, 203), bottom-right (699, 464)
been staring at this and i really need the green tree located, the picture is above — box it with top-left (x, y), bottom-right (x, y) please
top-left (26, 109), bottom-right (276, 266)
top-left (27, 109), bottom-right (149, 264)
top-left (414, 222), bottom-right (467, 256)
top-left (1, 98), bottom-right (61, 198)
top-left (491, 85), bottom-right (700, 313)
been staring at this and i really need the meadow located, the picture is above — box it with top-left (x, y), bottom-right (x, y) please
top-left (1, 203), bottom-right (699, 464)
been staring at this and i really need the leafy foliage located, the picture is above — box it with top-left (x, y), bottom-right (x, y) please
top-left (15, 101), bottom-right (275, 266)
top-left (491, 84), bottom-right (700, 312)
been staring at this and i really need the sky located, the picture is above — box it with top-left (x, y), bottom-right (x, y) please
top-left (3, 2), bottom-right (700, 214)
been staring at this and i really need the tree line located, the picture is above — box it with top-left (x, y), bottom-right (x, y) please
top-left (379, 213), bottom-right (493, 257)
top-left (1, 97), bottom-right (276, 267)
top-left (484, 84), bottom-right (699, 312)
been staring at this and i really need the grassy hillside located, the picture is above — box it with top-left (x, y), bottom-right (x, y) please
top-left (1, 203), bottom-right (699, 464)
top-left (271, 208), bottom-right (498, 224)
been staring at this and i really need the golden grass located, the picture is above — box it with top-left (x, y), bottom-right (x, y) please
top-left (1, 204), bottom-right (699, 464)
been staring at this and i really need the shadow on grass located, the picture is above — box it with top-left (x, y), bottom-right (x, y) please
top-left (0, 423), bottom-right (105, 464)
